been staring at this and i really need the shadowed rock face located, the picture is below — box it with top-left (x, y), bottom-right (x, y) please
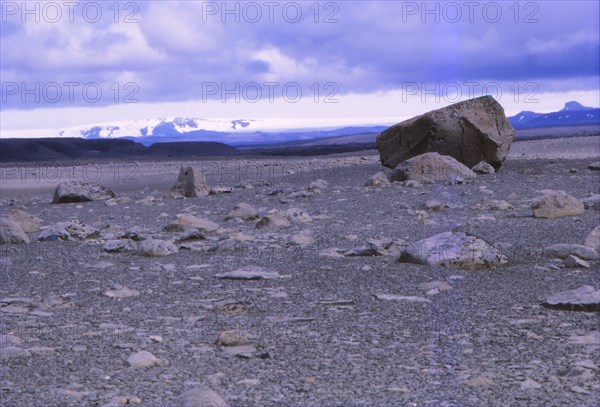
top-left (376, 95), bottom-right (515, 170)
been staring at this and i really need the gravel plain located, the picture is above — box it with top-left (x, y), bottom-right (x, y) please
top-left (1, 136), bottom-right (599, 406)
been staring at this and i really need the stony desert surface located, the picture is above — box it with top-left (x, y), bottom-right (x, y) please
top-left (1, 136), bottom-right (599, 406)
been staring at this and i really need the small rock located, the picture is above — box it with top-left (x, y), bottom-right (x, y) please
top-left (542, 244), bottom-right (599, 260)
top-left (531, 190), bottom-right (584, 218)
top-left (389, 152), bottom-right (476, 184)
top-left (165, 214), bottom-right (219, 233)
top-left (471, 161), bottom-right (496, 174)
top-left (225, 203), bottom-right (259, 221)
top-left (285, 208), bottom-right (312, 223)
top-left (103, 239), bottom-right (136, 253)
top-left (582, 194), bottom-right (600, 211)
top-left (308, 179), bottom-right (328, 191)
top-left (137, 239), bottom-right (178, 257)
top-left (216, 330), bottom-right (249, 347)
top-left (474, 198), bottom-right (514, 211)
top-left (0, 218), bottom-right (29, 244)
top-left (38, 220), bottom-right (98, 241)
top-left (7, 209), bottom-right (43, 232)
top-left (418, 281), bottom-right (452, 295)
top-left (564, 255), bottom-right (590, 269)
top-left (255, 214), bottom-right (291, 229)
top-left (209, 186), bottom-right (233, 195)
top-left (289, 234), bottom-right (316, 246)
top-left (424, 199), bottom-right (446, 211)
top-left (375, 293), bottom-right (431, 303)
top-left (365, 172), bottom-right (391, 187)
top-left (0, 347), bottom-right (31, 360)
top-left (105, 287), bottom-right (140, 298)
top-left (173, 386), bottom-right (227, 407)
top-left (588, 161), bottom-right (600, 170)
top-left (126, 350), bottom-right (163, 367)
top-left (520, 378), bottom-right (542, 390)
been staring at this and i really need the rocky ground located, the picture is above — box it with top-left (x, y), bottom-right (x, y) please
top-left (0, 136), bottom-right (599, 406)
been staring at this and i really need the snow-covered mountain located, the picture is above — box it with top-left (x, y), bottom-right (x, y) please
top-left (509, 101), bottom-right (599, 129)
top-left (5, 117), bottom-right (390, 146)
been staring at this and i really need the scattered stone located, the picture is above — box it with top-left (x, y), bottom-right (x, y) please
top-left (285, 208), bottom-right (312, 223)
top-left (215, 265), bottom-right (280, 280)
top-left (531, 190), bottom-right (585, 218)
top-left (424, 199), bottom-right (446, 212)
top-left (389, 152), bottom-right (476, 184)
top-left (165, 214), bottom-right (219, 233)
top-left (105, 286), bottom-right (140, 298)
top-left (474, 198), bottom-right (514, 211)
top-left (173, 386), bottom-right (227, 407)
top-left (375, 293), bottom-right (431, 303)
top-left (542, 244), bottom-right (599, 260)
top-left (588, 161), bottom-right (600, 170)
top-left (365, 172), bottom-right (391, 187)
top-left (377, 95), bottom-right (514, 170)
top-left (0, 347), bottom-right (31, 360)
top-left (520, 378), bottom-right (542, 390)
top-left (216, 330), bottom-right (249, 346)
top-left (308, 179), bottom-right (328, 191)
top-left (225, 203), bottom-right (259, 221)
top-left (289, 234), bottom-right (316, 246)
top-left (568, 331), bottom-right (599, 346)
top-left (399, 231), bottom-right (507, 269)
top-left (0, 218), bottom-right (29, 244)
top-left (137, 239), bottom-right (178, 257)
top-left (103, 239), bottom-right (137, 253)
top-left (542, 285), bottom-right (599, 312)
top-left (38, 220), bottom-right (98, 241)
top-left (209, 186), bottom-right (233, 195)
top-left (52, 181), bottom-right (114, 203)
top-left (584, 226), bottom-right (600, 250)
top-left (255, 213), bottom-right (291, 229)
top-left (7, 209), bottom-right (43, 232)
top-left (564, 255), bottom-right (590, 269)
top-left (105, 197), bottom-right (133, 206)
top-left (127, 350), bottom-right (164, 368)
top-left (418, 281), bottom-right (452, 296)
top-left (582, 194), bottom-right (600, 211)
top-left (171, 166), bottom-right (209, 198)
top-left (471, 161), bottom-right (496, 174)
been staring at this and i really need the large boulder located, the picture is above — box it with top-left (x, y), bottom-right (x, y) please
top-left (171, 167), bottom-right (209, 198)
top-left (52, 181), bottom-right (114, 203)
top-left (389, 152), bottom-right (475, 184)
top-left (377, 95), bottom-right (514, 170)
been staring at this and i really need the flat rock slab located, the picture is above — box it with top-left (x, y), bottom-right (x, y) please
top-left (215, 265), bottom-right (280, 280)
top-left (399, 231), bottom-right (507, 269)
top-left (585, 226), bottom-right (600, 250)
top-left (53, 181), bottom-right (114, 203)
top-left (375, 293), bottom-right (431, 303)
top-left (542, 285), bottom-right (600, 312)
top-left (137, 239), bottom-right (178, 257)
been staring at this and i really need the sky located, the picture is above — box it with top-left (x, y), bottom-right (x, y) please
top-left (1, 0), bottom-right (599, 135)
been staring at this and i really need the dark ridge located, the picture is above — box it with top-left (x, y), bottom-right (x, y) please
top-left (0, 138), bottom-right (238, 163)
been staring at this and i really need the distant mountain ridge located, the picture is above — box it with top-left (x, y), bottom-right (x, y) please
top-left (508, 101), bottom-right (599, 129)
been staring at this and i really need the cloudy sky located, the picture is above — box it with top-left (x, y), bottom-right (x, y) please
top-left (1, 0), bottom-right (599, 134)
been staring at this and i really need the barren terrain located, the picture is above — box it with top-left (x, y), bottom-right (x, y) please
top-left (1, 136), bottom-right (599, 406)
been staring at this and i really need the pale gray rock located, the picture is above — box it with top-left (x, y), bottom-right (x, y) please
top-left (137, 239), bottom-right (178, 257)
top-left (582, 194), bottom-right (600, 210)
top-left (584, 226), bottom-right (600, 250)
top-left (0, 218), bottom-right (29, 244)
top-left (375, 293), bottom-right (431, 303)
top-left (424, 199), bottom-right (446, 212)
top-left (172, 386), bottom-right (227, 407)
top-left (171, 167), bottom-right (209, 198)
top-left (308, 179), bottom-right (328, 191)
top-left (471, 161), bottom-right (496, 174)
top-left (105, 196), bottom-right (133, 206)
top-left (289, 233), bottom-right (316, 246)
top-left (399, 231), bottom-right (507, 269)
top-left (127, 350), bottom-right (163, 367)
top-left (215, 265), bottom-right (280, 280)
top-left (0, 347), bottom-right (31, 360)
top-left (389, 152), bottom-right (476, 184)
top-left (104, 286), bottom-right (140, 298)
top-left (225, 203), bottom-right (259, 221)
top-left (543, 285), bottom-right (599, 312)
top-left (532, 190), bottom-right (585, 218)
top-left (365, 171), bottom-right (391, 187)
top-left (209, 186), bottom-right (233, 195)
top-left (543, 244), bottom-right (599, 260)
top-left (216, 330), bottom-right (249, 346)
top-left (474, 198), bottom-right (514, 211)
top-left (377, 95), bottom-right (514, 170)
top-left (588, 161), bottom-right (600, 170)
top-left (52, 181), bottom-right (114, 203)
top-left (418, 281), bottom-right (452, 296)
